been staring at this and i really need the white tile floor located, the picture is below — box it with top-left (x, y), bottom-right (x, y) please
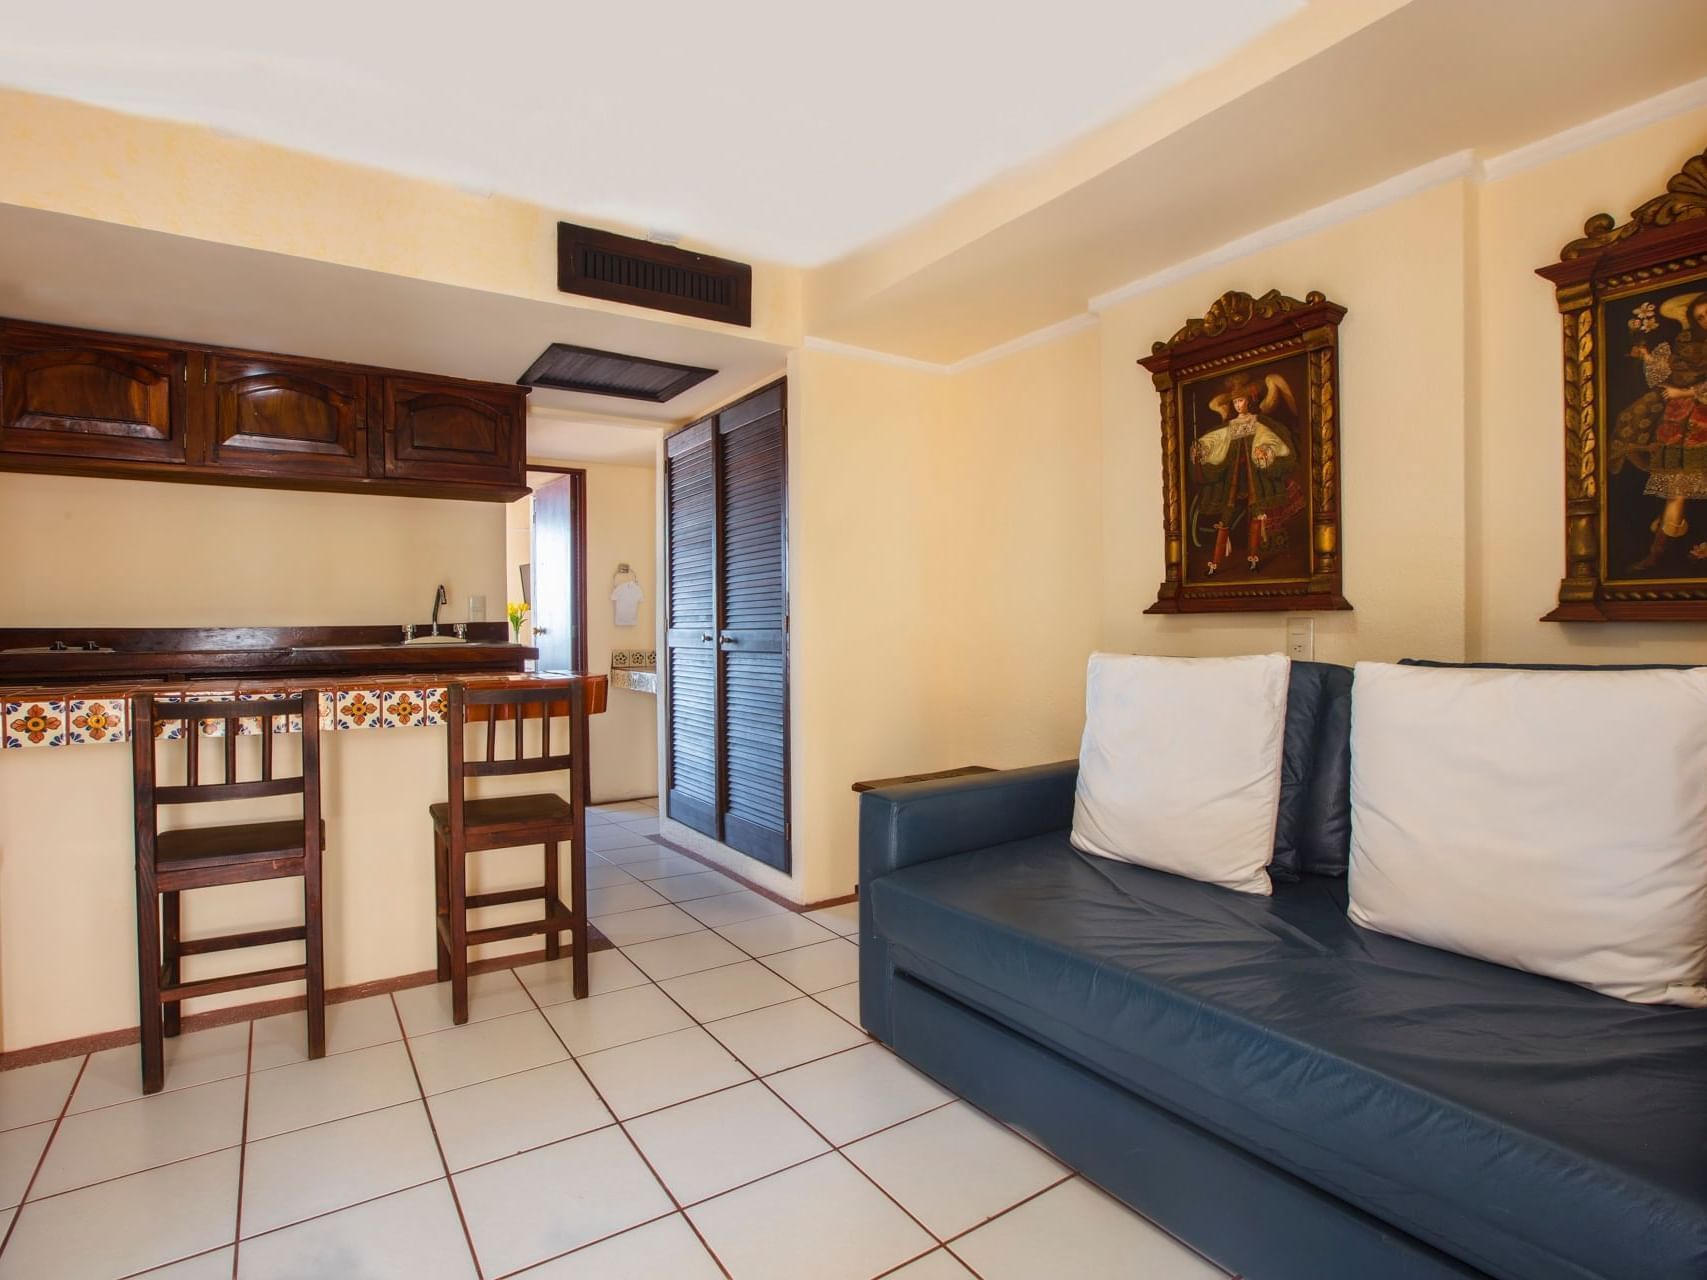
top-left (0, 798), bottom-right (1229, 1280)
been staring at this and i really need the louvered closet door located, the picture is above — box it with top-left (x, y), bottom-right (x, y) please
top-left (716, 386), bottom-right (789, 870)
top-left (664, 419), bottom-right (719, 837)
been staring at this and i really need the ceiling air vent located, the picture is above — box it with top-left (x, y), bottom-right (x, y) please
top-left (516, 343), bottom-right (717, 403)
top-left (557, 222), bottom-right (752, 327)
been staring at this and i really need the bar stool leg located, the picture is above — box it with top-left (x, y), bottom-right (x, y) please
top-left (570, 835), bottom-right (588, 1001)
top-left (135, 871), bottom-right (165, 1095)
top-left (448, 835), bottom-right (470, 1025)
top-left (161, 891), bottom-right (182, 1039)
top-left (544, 841), bottom-right (561, 962)
top-left (303, 865), bottom-right (326, 1061)
top-left (433, 831), bottom-right (451, 983)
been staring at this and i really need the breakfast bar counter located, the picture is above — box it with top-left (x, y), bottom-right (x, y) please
top-left (0, 660), bottom-right (611, 1057)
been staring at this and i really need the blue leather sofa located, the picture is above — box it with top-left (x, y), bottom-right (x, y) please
top-left (858, 661), bottom-right (1707, 1280)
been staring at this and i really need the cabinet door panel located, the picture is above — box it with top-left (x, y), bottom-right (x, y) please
top-left (716, 392), bottom-right (788, 871)
top-left (664, 419), bottom-right (720, 838)
top-left (0, 335), bottom-right (186, 463)
top-left (383, 377), bottom-right (523, 485)
top-left (208, 356), bottom-right (367, 476)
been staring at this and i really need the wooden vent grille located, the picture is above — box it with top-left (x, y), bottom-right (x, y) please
top-left (557, 223), bottom-right (752, 328)
top-left (516, 343), bottom-right (716, 403)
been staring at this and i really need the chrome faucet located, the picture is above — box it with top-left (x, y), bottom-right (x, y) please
top-left (430, 584), bottom-right (448, 636)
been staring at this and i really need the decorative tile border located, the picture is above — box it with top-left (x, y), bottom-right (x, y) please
top-left (0, 676), bottom-right (582, 749)
top-left (67, 698), bottom-right (126, 745)
top-left (4, 700), bottom-right (65, 749)
top-left (381, 688), bottom-right (426, 729)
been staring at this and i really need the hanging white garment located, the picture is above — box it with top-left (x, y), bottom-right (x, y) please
top-left (612, 579), bottom-right (644, 627)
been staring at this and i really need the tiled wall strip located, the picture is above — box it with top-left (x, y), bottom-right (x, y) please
top-left (2, 687), bottom-right (451, 749)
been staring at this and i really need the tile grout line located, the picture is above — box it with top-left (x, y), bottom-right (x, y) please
top-left (512, 967), bottom-right (736, 1280)
top-left (936, 1172), bottom-right (1076, 1275)
top-left (637, 963), bottom-right (958, 1272)
top-left (0, 1052), bottom-right (89, 1261)
top-left (390, 988), bottom-right (487, 1280)
top-left (212, 1174), bottom-right (448, 1257)
top-left (9, 985), bottom-right (879, 1266)
top-left (230, 1021), bottom-right (255, 1279)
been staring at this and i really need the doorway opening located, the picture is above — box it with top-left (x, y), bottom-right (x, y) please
top-left (506, 467), bottom-right (588, 674)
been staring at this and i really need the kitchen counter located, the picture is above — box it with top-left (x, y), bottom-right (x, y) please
top-left (0, 666), bottom-right (611, 1054)
top-left (0, 624), bottom-right (538, 685)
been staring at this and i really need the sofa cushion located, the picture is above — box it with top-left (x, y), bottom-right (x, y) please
top-left (1276, 659), bottom-right (1352, 878)
top-left (1349, 661), bottom-right (1707, 1007)
top-left (869, 835), bottom-right (1707, 1280)
top-left (1072, 653), bottom-right (1287, 896)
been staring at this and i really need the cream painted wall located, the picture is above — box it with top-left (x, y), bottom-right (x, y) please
top-left (507, 461), bottom-right (659, 805)
top-left (667, 335), bottom-right (1103, 904)
top-left (578, 463), bottom-right (659, 804)
top-left (935, 329), bottom-right (1103, 765)
top-left (0, 473), bottom-right (504, 627)
top-left (1100, 178), bottom-right (1473, 665)
top-left (1473, 104), bottom-right (1707, 662)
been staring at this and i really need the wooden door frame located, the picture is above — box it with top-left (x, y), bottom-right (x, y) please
top-left (660, 378), bottom-right (790, 868)
top-left (525, 465), bottom-right (589, 675)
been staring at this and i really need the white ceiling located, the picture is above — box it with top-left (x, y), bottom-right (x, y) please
top-left (0, 0), bottom-right (1298, 268)
top-left (817, 0), bottom-right (1707, 362)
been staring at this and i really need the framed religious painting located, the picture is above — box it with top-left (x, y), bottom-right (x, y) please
top-left (1139, 289), bottom-right (1350, 613)
top-left (1538, 144), bottom-right (1707, 621)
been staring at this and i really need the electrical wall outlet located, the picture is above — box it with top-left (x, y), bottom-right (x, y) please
top-left (467, 595), bottom-right (487, 622)
top-left (1284, 616), bottom-right (1314, 661)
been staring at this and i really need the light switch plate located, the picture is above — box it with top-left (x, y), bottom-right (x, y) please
top-left (467, 595), bottom-right (487, 622)
top-left (1285, 616), bottom-right (1314, 661)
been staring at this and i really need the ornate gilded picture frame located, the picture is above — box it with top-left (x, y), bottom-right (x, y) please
top-left (1538, 145), bottom-right (1707, 621)
top-left (1139, 289), bottom-right (1350, 614)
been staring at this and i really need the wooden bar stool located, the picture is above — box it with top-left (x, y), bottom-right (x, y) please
top-left (431, 681), bottom-right (590, 1025)
top-left (131, 691), bottom-right (325, 1094)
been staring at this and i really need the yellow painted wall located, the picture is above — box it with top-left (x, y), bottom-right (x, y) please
top-left (503, 461), bottom-right (660, 805)
top-left (666, 334), bottom-right (1103, 903)
top-left (574, 463), bottom-right (660, 804)
top-left (935, 330), bottom-right (1104, 766)
top-left (0, 473), bottom-right (504, 627)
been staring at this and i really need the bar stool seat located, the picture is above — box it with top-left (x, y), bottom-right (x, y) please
top-left (429, 794), bottom-right (574, 849)
top-left (157, 819), bottom-right (327, 877)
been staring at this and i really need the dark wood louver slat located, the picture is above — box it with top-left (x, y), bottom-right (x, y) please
top-left (661, 382), bottom-right (789, 871)
top-left (717, 393), bottom-right (788, 869)
top-left (664, 419), bottom-right (719, 837)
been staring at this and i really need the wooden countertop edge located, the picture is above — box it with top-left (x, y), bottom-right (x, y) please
top-left (0, 670), bottom-right (609, 704)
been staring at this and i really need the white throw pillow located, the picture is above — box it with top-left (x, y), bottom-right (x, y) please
top-left (1347, 662), bottom-right (1707, 1007)
top-left (1070, 652), bottom-right (1289, 896)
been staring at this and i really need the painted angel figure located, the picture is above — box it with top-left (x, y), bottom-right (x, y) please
top-left (1612, 291), bottom-right (1707, 570)
top-left (1190, 371), bottom-right (1298, 574)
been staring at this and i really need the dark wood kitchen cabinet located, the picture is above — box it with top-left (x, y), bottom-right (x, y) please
top-left (0, 317), bottom-right (528, 500)
top-left (204, 353), bottom-right (369, 479)
top-left (382, 377), bottom-right (524, 486)
top-left (0, 327), bottom-right (190, 465)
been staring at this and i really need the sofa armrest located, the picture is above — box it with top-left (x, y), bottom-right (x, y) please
top-left (858, 760), bottom-right (1079, 884)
